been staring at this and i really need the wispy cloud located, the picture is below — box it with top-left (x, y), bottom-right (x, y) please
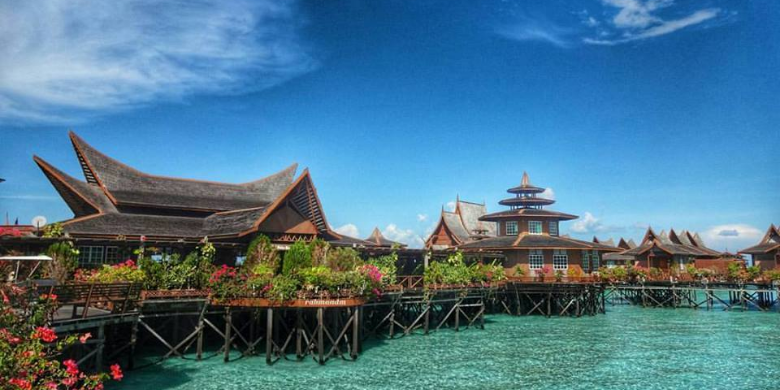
top-left (500, 1), bottom-right (726, 48)
top-left (0, 0), bottom-right (316, 124)
top-left (584, 4), bottom-right (720, 45)
top-left (496, 16), bottom-right (573, 48)
top-left (416, 213), bottom-right (428, 222)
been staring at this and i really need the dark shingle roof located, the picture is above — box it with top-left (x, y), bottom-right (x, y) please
top-left (459, 234), bottom-right (620, 251)
top-left (70, 132), bottom-right (296, 211)
top-left (64, 214), bottom-right (205, 238)
top-left (480, 208), bottom-right (577, 221)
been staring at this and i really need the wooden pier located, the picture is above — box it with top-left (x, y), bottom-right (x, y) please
top-left (35, 278), bottom-right (609, 370)
top-left (604, 282), bottom-right (780, 311)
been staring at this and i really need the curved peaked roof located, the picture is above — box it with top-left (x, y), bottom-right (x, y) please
top-left (365, 227), bottom-right (407, 248)
top-left (35, 132), bottom-right (339, 242)
top-left (69, 131), bottom-right (297, 212)
top-left (740, 224), bottom-right (780, 255)
top-left (624, 227), bottom-right (722, 257)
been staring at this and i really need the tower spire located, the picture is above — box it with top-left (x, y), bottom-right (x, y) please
top-left (521, 171), bottom-right (530, 187)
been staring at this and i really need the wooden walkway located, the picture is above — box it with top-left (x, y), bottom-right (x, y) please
top-left (604, 283), bottom-right (780, 312)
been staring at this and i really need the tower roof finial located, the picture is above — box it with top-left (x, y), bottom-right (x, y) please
top-left (521, 171), bottom-right (530, 187)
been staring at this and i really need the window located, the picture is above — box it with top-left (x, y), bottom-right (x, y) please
top-left (529, 249), bottom-right (544, 270)
top-left (591, 250), bottom-right (599, 270)
top-left (528, 221), bottom-right (542, 235)
top-left (105, 246), bottom-right (120, 264)
top-left (553, 249), bottom-right (568, 270)
top-left (549, 221), bottom-right (558, 236)
top-left (505, 221), bottom-right (518, 235)
top-left (582, 250), bottom-right (590, 272)
top-left (78, 246), bottom-right (104, 267)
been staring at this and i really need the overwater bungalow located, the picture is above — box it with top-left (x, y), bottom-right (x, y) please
top-left (424, 198), bottom-right (497, 250)
top-left (739, 224), bottom-right (780, 270)
top-left (596, 237), bottom-right (637, 268)
top-left (456, 173), bottom-right (619, 275)
top-left (25, 132), bottom-right (376, 266)
top-left (621, 228), bottom-right (722, 271)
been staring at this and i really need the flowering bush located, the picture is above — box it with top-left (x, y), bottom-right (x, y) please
top-left (75, 260), bottom-right (145, 284)
top-left (208, 265), bottom-right (244, 300)
top-left (424, 253), bottom-right (505, 286)
top-left (1, 285), bottom-right (120, 389)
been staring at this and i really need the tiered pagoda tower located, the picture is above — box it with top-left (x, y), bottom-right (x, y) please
top-left (459, 172), bottom-right (619, 275)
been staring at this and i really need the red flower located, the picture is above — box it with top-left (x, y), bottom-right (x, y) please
top-left (34, 327), bottom-right (57, 343)
top-left (110, 364), bottom-right (123, 381)
top-left (8, 378), bottom-right (31, 390)
top-left (63, 359), bottom-right (79, 376)
top-left (39, 293), bottom-right (58, 301)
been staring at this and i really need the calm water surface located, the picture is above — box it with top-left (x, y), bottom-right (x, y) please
top-left (114, 306), bottom-right (780, 390)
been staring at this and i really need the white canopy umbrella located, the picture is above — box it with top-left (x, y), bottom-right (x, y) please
top-left (0, 255), bottom-right (52, 282)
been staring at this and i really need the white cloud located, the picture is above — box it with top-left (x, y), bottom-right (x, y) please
top-left (445, 201), bottom-right (456, 212)
top-left (569, 212), bottom-right (625, 235)
top-left (0, 0), bottom-right (316, 123)
top-left (570, 212), bottom-right (605, 234)
top-left (584, 1), bottom-right (720, 45)
top-left (540, 187), bottom-right (555, 200)
top-left (334, 223), bottom-right (359, 238)
top-left (417, 213), bottom-right (428, 222)
top-left (383, 224), bottom-right (425, 249)
top-left (700, 224), bottom-right (763, 252)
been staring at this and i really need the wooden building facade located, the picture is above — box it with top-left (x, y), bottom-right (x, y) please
top-left (456, 173), bottom-right (619, 275)
top-left (740, 224), bottom-right (780, 270)
top-left (621, 228), bottom-right (722, 271)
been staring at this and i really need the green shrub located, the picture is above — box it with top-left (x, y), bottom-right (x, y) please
top-left (309, 238), bottom-right (330, 267)
top-left (299, 266), bottom-right (333, 290)
top-left (328, 247), bottom-right (363, 272)
top-left (763, 269), bottom-right (780, 282)
top-left (244, 234), bottom-right (280, 272)
top-left (44, 241), bottom-right (79, 283)
top-left (282, 241), bottom-right (313, 275)
top-left (268, 275), bottom-right (300, 301)
top-left (746, 265), bottom-right (761, 281)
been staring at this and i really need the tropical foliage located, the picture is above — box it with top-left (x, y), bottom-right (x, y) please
top-left (0, 285), bottom-right (121, 389)
top-left (208, 238), bottom-right (395, 301)
top-left (423, 252), bottom-right (505, 286)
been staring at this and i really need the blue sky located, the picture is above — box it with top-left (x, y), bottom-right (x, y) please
top-left (1, 0), bottom-right (778, 251)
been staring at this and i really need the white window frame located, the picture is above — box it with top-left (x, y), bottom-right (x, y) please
top-left (528, 221), bottom-right (542, 235)
top-left (529, 249), bottom-right (544, 270)
top-left (553, 249), bottom-right (568, 270)
top-left (105, 246), bottom-right (120, 264)
top-left (582, 250), bottom-right (590, 272)
top-left (549, 221), bottom-right (558, 236)
top-left (78, 246), bottom-right (105, 267)
top-left (505, 221), bottom-right (518, 236)
top-left (591, 250), bottom-right (599, 270)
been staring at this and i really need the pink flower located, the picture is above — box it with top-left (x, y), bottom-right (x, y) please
top-left (110, 364), bottom-right (123, 381)
top-left (79, 332), bottom-right (92, 344)
top-left (63, 359), bottom-right (79, 376)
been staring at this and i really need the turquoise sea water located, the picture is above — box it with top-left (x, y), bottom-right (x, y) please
top-left (114, 306), bottom-right (780, 390)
